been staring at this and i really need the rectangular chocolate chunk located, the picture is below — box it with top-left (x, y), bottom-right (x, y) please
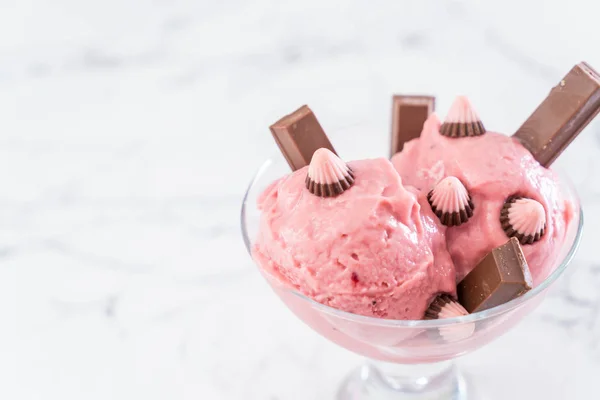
top-left (269, 105), bottom-right (336, 171)
top-left (457, 237), bottom-right (533, 313)
top-left (513, 62), bottom-right (600, 167)
top-left (390, 95), bottom-right (435, 156)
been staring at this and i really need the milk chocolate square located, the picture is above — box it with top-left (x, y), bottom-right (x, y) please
top-left (390, 95), bottom-right (435, 156)
top-left (514, 62), bottom-right (600, 167)
top-left (457, 237), bottom-right (533, 313)
top-left (270, 105), bottom-right (336, 171)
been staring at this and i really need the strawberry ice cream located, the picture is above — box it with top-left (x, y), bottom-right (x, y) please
top-left (253, 149), bottom-right (456, 320)
top-left (391, 97), bottom-right (574, 284)
top-left (251, 63), bottom-right (598, 324)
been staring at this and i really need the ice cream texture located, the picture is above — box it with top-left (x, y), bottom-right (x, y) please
top-left (253, 154), bottom-right (456, 320)
top-left (254, 93), bottom-right (578, 321)
top-left (392, 97), bottom-right (573, 284)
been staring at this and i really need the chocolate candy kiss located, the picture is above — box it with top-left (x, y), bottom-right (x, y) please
top-left (427, 176), bottom-right (474, 226)
top-left (424, 294), bottom-right (469, 319)
top-left (305, 148), bottom-right (354, 198)
top-left (425, 293), bottom-right (474, 341)
top-left (500, 196), bottom-right (546, 244)
top-left (440, 96), bottom-right (486, 138)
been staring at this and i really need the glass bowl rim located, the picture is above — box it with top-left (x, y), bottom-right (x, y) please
top-left (241, 158), bottom-right (583, 328)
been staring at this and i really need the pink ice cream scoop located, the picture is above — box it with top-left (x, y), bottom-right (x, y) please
top-left (253, 149), bottom-right (456, 320)
top-left (391, 97), bottom-right (574, 284)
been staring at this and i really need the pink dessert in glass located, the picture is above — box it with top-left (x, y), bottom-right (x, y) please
top-left (391, 97), bottom-right (574, 284)
top-left (253, 151), bottom-right (456, 320)
top-left (243, 62), bottom-right (598, 399)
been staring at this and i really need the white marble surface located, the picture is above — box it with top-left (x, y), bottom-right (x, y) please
top-left (4, 0), bottom-right (600, 399)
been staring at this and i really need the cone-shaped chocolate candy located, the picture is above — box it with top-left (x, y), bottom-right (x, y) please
top-left (427, 176), bottom-right (474, 226)
top-left (305, 148), bottom-right (355, 198)
top-left (440, 96), bottom-right (486, 138)
top-left (500, 196), bottom-right (546, 245)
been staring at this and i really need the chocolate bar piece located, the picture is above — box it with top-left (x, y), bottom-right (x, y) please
top-left (457, 237), bottom-right (532, 313)
top-left (513, 62), bottom-right (600, 167)
top-left (270, 105), bottom-right (336, 171)
top-left (390, 95), bottom-right (435, 156)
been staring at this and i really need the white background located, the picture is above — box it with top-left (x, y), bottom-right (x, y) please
top-left (3, 0), bottom-right (600, 399)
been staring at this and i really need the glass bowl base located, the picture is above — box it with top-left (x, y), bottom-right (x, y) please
top-left (336, 360), bottom-right (467, 400)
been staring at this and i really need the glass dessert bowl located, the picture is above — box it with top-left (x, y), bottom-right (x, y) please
top-left (241, 153), bottom-right (583, 400)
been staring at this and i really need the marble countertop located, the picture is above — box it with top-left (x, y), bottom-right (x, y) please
top-left (4, 0), bottom-right (600, 399)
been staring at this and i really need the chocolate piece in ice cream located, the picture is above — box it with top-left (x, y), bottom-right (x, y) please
top-left (305, 148), bottom-right (355, 198)
top-left (424, 293), bottom-right (469, 319)
top-left (500, 196), bottom-right (546, 245)
top-left (514, 62), bottom-right (600, 167)
top-left (390, 95), bottom-right (435, 156)
top-left (270, 105), bottom-right (336, 171)
top-left (457, 237), bottom-right (532, 313)
top-left (427, 176), bottom-right (474, 227)
top-left (439, 96), bottom-right (486, 138)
